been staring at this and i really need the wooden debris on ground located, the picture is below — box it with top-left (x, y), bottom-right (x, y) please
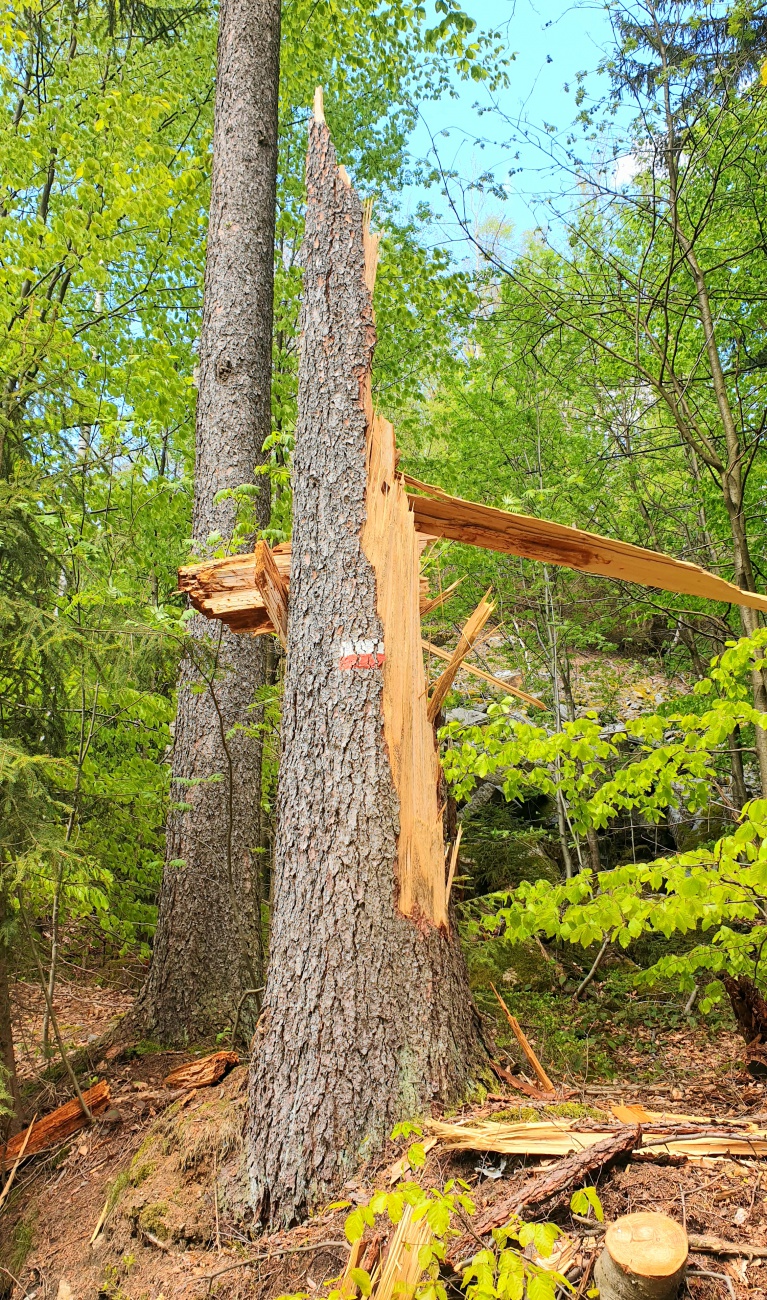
top-left (385, 1137), bottom-right (439, 1185)
top-left (254, 539), bottom-right (289, 648)
top-left (450, 1126), bottom-right (641, 1263)
top-left (374, 1202), bottom-right (432, 1300)
top-left (489, 1060), bottom-right (561, 1100)
top-left (490, 984), bottom-right (556, 1093)
top-left (425, 1117), bottom-right (767, 1158)
top-left (688, 1234), bottom-right (767, 1260)
top-left (0, 1112), bottom-right (36, 1208)
top-left (406, 476), bottom-right (767, 614)
top-left (0, 1081), bottom-right (110, 1166)
top-left (595, 1212), bottom-right (687, 1300)
top-left (162, 1050), bottom-right (239, 1090)
top-left (427, 592), bottom-right (495, 723)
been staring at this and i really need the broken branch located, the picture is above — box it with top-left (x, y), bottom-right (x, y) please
top-left (490, 983), bottom-right (555, 1093)
top-left (427, 592), bottom-right (495, 723)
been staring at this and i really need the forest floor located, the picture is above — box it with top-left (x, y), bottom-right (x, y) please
top-left (1, 971), bottom-right (765, 1300)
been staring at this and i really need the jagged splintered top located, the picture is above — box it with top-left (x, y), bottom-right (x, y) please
top-left (313, 84), bottom-right (325, 124)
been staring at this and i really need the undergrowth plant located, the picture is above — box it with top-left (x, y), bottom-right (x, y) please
top-left (280, 1127), bottom-right (594, 1300)
top-left (442, 631), bottom-right (767, 1009)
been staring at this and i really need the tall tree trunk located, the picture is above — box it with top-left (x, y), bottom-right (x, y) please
top-left (246, 107), bottom-right (489, 1227)
top-left (0, 895), bottom-right (24, 1134)
top-left (661, 60), bottom-right (767, 795)
top-left (133, 0), bottom-right (280, 1044)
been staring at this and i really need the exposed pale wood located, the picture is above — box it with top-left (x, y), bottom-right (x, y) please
top-left (362, 414), bottom-right (447, 926)
top-left (422, 639), bottom-right (544, 708)
top-left (385, 1136), bottom-right (439, 1185)
top-left (163, 1050), bottom-right (239, 1090)
top-left (408, 480), bottom-right (767, 614)
top-left (427, 592), bottom-right (495, 723)
top-left (419, 577), bottom-right (463, 616)
top-left (180, 543), bottom-right (432, 635)
top-left (178, 549), bottom-right (290, 635)
top-left (338, 1238), bottom-right (364, 1300)
top-left (425, 1117), bottom-right (767, 1158)
top-left (445, 824), bottom-right (462, 906)
top-left (490, 982), bottom-right (555, 1092)
top-left (313, 84), bottom-right (325, 123)
top-left (254, 540), bottom-right (289, 648)
top-left (0, 1082), bottom-right (110, 1164)
top-left (612, 1103), bottom-right (653, 1124)
top-left (489, 1060), bottom-right (558, 1100)
top-left (596, 1213), bottom-right (687, 1300)
top-left (374, 1202), bottom-right (432, 1300)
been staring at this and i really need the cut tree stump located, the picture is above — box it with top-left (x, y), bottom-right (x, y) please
top-left (163, 1050), bottom-right (239, 1090)
top-left (594, 1213), bottom-right (688, 1300)
top-left (0, 1081), bottom-right (110, 1166)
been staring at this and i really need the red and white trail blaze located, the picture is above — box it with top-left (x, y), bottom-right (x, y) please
top-left (339, 639), bottom-right (385, 669)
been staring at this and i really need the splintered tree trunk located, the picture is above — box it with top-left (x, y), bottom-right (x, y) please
top-left (246, 103), bottom-right (489, 1227)
top-left (133, 0), bottom-right (280, 1044)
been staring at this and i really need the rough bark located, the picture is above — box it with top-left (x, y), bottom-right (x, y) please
top-left (0, 897), bottom-right (24, 1134)
top-left (246, 115), bottom-right (489, 1227)
top-left (133, 0), bottom-right (280, 1044)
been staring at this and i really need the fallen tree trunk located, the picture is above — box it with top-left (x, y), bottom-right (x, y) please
top-left (0, 1081), bottom-right (110, 1166)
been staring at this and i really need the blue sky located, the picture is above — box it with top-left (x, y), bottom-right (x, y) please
top-left (407, 0), bottom-right (625, 254)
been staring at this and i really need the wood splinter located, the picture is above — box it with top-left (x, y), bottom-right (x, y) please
top-left (595, 1212), bottom-right (688, 1300)
top-left (427, 591), bottom-right (495, 723)
top-left (254, 539), bottom-right (289, 648)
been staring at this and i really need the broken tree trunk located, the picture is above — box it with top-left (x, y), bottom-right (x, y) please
top-left (246, 96), bottom-right (489, 1227)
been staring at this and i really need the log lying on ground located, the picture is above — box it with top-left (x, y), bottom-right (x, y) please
top-left (594, 1213), bottom-right (687, 1300)
top-left (163, 1050), bottom-right (239, 1090)
top-left (0, 1081), bottom-right (111, 1165)
top-left (488, 1126), bottom-right (639, 1236)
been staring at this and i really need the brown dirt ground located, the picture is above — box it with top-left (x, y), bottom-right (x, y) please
top-left (2, 989), bottom-right (766, 1300)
